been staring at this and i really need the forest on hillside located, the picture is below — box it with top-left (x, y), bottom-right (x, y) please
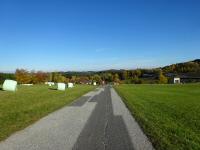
top-left (0, 59), bottom-right (200, 84)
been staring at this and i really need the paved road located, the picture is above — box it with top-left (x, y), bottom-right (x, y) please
top-left (0, 86), bottom-right (154, 150)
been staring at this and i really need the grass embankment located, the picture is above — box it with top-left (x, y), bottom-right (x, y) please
top-left (0, 84), bottom-right (95, 141)
top-left (115, 84), bottom-right (200, 150)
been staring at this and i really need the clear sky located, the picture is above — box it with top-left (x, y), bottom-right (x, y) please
top-left (0, 0), bottom-right (200, 72)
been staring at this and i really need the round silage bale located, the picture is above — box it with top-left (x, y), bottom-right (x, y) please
top-left (57, 83), bottom-right (66, 91)
top-left (3, 80), bottom-right (17, 92)
top-left (68, 83), bottom-right (74, 88)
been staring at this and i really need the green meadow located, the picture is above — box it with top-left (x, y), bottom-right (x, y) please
top-left (115, 84), bottom-right (200, 150)
top-left (0, 84), bottom-right (95, 141)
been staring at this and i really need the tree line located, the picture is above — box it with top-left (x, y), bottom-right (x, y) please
top-left (162, 59), bottom-right (200, 73)
top-left (0, 68), bottom-right (166, 84)
top-left (0, 59), bottom-right (199, 84)
top-left (0, 68), bottom-right (192, 85)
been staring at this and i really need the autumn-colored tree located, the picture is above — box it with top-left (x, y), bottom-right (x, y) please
top-left (32, 71), bottom-right (48, 84)
top-left (107, 73), bottom-right (113, 82)
top-left (57, 75), bottom-right (66, 83)
top-left (53, 73), bottom-right (66, 83)
top-left (70, 76), bottom-right (76, 83)
top-left (158, 70), bottom-right (168, 84)
top-left (122, 70), bottom-right (129, 80)
top-left (15, 69), bottom-right (32, 84)
top-left (48, 73), bottom-right (53, 82)
top-left (137, 69), bottom-right (142, 77)
top-left (100, 73), bottom-right (110, 82)
top-left (78, 76), bottom-right (90, 84)
top-left (113, 73), bottom-right (120, 83)
top-left (92, 74), bottom-right (102, 84)
top-left (65, 77), bottom-right (70, 83)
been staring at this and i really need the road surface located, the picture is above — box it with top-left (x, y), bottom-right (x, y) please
top-left (0, 86), bottom-right (154, 150)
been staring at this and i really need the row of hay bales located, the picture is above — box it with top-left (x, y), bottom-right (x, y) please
top-left (45, 82), bottom-right (74, 90)
top-left (2, 80), bottom-right (75, 92)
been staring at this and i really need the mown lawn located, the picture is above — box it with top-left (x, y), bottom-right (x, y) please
top-left (0, 84), bottom-right (95, 141)
top-left (115, 84), bottom-right (200, 150)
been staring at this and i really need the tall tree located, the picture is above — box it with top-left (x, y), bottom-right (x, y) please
top-left (122, 70), bottom-right (129, 80)
top-left (34, 71), bottom-right (48, 83)
top-left (113, 73), bottom-right (120, 83)
top-left (158, 70), bottom-right (168, 84)
top-left (15, 69), bottom-right (32, 84)
top-left (92, 74), bottom-right (102, 84)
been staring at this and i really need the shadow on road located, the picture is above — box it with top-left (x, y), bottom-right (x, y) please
top-left (73, 86), bottom-right (134, 150)
top-left (70, 96), bottom-right (91, 107)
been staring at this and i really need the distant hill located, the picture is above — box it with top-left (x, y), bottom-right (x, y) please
top-left (162, 59), bottom-right (200, 77)
top-left (193, 59), bottom-right (200, 63)
top-left (61, 59), bottom-right (200, 75)
top-left (1, 59), bottom-right (199, 81)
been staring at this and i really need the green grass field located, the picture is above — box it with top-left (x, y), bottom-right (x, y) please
top-left (115, 84), bottom-right (200, 150)
top-left (0, 84), bottom-right (95, 141)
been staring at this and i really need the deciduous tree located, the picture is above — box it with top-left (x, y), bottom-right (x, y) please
top-left (158, 70), bottom-right (168, 84)
top-left (15, 69), bottom-right (32, 84)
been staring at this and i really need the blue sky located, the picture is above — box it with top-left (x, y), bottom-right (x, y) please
top-left (0, 0), bottom-right (200, 72)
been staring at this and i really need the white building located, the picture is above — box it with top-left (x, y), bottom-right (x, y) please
top-left (173, 77), bottom-right (180, 84)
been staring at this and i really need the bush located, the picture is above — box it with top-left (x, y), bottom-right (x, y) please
top-left (158, 70), bottom-right (168, 84)
top-left (131, 77), bottom-right (142, 84)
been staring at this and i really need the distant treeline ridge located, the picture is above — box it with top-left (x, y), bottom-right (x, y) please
top-left (0, 59), bottom-right (199, 84)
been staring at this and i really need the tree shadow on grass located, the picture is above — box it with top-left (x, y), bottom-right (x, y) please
top-left (0, 87), bottom-right (3, 91)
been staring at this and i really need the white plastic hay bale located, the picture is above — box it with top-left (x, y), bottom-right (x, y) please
top-left (22, 84), bottom-right (33, 86)
top-left (93, 82), bottom-right (97, 86)
top-left (3, 80), bottom-right (17, 92)
top-left (57, 83), bottom-right (66, 91)
top-left (68, 83), bottom-right (74, 88)
top-left (46, 82), bottom-right (55, 86)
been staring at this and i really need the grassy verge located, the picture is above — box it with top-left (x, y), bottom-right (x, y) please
top-left (114, 84), bottom-right (200, 150)
top-left (0, 84), bottom-right (95, 141)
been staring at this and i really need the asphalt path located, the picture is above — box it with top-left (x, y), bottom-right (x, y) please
top-left (0, 86), bottom-right (154, 150)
